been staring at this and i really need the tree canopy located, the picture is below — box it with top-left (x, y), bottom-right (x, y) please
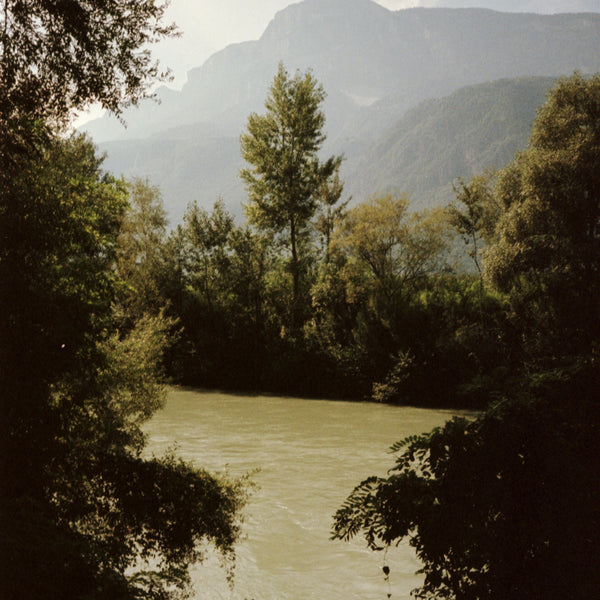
top-left (483, 72), bottom-right (600, 367)
top-left (0, 134), bottom-right (247, 600)
top-left (334, 194), bottom-right (450, 301)
top-left (333, 373), bottom-right (600, 600)
top-left (0, 0), bottom-right (176, 126)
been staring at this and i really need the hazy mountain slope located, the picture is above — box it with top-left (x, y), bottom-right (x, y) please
top-left (100, 133), bottom-right (245, 222)
top-left (346, 77), bottom-right (557, 208)
top-left (99, 76), bottom-right (557, 223)
top-left (86, 1), bottom-right (600, 143)
top-left (86, 0), bottom-right (600, 222)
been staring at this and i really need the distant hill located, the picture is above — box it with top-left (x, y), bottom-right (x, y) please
top-left (346, 76), bottom-right (558, 210)
top-left (86, 0), bottom-right (600, 223)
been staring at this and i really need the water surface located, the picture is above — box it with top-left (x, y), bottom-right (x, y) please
top-left (145, 388), bottom-right (461, 600)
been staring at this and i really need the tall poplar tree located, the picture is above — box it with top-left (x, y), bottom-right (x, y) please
top-left (240, 63), bottom-right (340, 330)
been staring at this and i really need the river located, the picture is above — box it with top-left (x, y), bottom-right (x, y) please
top-left (145, 387), bottom-right (462, 600)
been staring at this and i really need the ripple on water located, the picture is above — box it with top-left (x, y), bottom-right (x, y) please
top-left (144, 388), bottom-right (463, 600)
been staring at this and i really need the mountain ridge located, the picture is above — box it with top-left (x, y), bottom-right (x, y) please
top-left (82, 0), bottom-right (600, 223)
top-left (97, 76), bottom-right (557, 223)
top-left (83, 2), bottom-right (600, 143)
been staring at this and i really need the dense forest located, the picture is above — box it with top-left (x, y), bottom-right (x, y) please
top-left (111, 65), bottom-right (600, 597)
top-left (110, 66), bottom-right (561, 410)
top-left (1, 2), bottom-right (599, 600)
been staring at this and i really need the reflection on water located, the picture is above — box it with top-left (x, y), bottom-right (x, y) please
top-left (145, 388), bottom-right (460, 600)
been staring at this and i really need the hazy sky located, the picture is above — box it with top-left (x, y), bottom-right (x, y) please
top-left (158, 0), bottom-right (600, 88)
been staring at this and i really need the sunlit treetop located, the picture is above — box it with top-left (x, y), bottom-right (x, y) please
top-left (0, 0), bottom-right (177, 126)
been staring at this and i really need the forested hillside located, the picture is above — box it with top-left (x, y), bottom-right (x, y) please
top-left (346, 77), bottom-right (558, 209)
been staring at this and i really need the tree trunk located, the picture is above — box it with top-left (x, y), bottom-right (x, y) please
top-left (290, 216), bottom-right (301, 332)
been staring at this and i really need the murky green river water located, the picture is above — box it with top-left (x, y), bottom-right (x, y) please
top-left (145, 387), bottom-right (461, 600)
